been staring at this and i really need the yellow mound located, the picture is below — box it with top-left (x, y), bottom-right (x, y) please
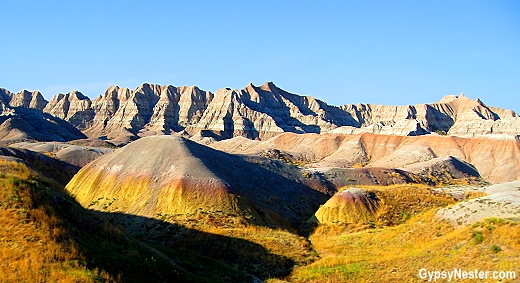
top-left (314, 188), bottom-right (380, 225)
top-left (66, 135), bottom-right (330, 227)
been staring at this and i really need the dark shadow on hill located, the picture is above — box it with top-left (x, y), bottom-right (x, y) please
top-left (46, 191), bottom-right (295, 282)
top-left (0, 146), bottom-right (79, 186)
top-left (16, 173), bottom-right (295, 282)
top-left (426, 105), bottom-right (455, 133)
top-left (0, 106), bottom-right (86, 142)
top-left (182, 138), bottom-right (335, 229)
top-left (95, 211), bottom-right (297, 281)
top-left (1, 148), bottom-right (301, 282)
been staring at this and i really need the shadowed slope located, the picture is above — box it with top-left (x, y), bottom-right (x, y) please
top-left (0, 146), bottom-right (79, 186)
top-left (66, 135), bottom-right (332, 228)
top-left (10, 141), bottom-right (113, 167)
top-left (0, 158), bottom-right (297, 282)
top-left (0, 107), bottom-right (86, 144)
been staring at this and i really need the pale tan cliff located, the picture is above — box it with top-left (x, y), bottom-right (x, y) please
top-left (9, 90), bottom-right (48, 110)
top-left (83, 83), bottom-right (214, 142)
top-left (43, 90), bottom-right (93, 129)
top-left (1, 84), bottom-right (518, 143)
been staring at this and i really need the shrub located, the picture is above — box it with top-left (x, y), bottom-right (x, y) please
top-left (472, 230), bottom-right (484, 244)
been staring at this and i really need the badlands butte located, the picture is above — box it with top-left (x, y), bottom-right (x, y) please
top-left (1, 82), bottom-right (520, 282)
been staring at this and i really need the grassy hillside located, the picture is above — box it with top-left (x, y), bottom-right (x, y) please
top-left (2, 153), bottom-right (518, 282)
top-left (287, 211), bottom-right (520, 283)
top-left (0, 159), bottom-right (255, 282)
top-left (0, 159), bottom-right (106, 282)
top-left (0, 157), bottom-right (319, 282)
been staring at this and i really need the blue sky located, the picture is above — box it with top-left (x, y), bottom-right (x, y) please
top-left (1, 1), bottom-right (519, 111)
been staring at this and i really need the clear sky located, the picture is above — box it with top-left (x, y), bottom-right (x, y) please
top-left (1, 1), bottom-right (519, 112)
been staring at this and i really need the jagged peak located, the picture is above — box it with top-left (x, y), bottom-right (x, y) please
top-left (0, 87), bottom-right (12, 94)
top-left (244, 83), bottom-right (258, 95)
top-left (68, 90), bottom-right (89, 100)
top-left (106, 85), bottom-right (121, 93)
top-left (31, 90), bottom-right (43, 97)
top-left (259, 81), bottom-right (278, 92)
top-left (16, 89), bottom-right (32, 96)
top-left (439, 94), bottom-right (458, 103)
top-left (214, 87), bottom-right (235, 97)
top-left (438, 93), bottom-right (481, 105)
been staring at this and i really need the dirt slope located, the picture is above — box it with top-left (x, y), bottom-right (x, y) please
top-left (211, 132), bottom-right (520, 183)
top-left (65, 135), bottom-right (333, 228)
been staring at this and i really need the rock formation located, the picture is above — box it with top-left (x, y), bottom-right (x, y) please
top-left (1, 83), bottom-right (518, 143)
top-left (43, 90), bottom-right (94, 129)
top-left (314, 188), bottom-right (380, 225)
top-left (211, 132), bottom-right (520, 183)
top-left (337, 93), bottom-right (520, 139)
top-left (65, 135), bottom-right (333, 228)
top-left (83, 84), bottom-right (213, 142)
top-left (10, 141), bottom-right (113, 167)
top-left (0, 106), bottom-right (86, 144)
top-left (9, 90), bottom-right (48, 110)
top-left (0, 88), bottom-right (13, 104)
top-left (400, 156), bottom-right (481, 182)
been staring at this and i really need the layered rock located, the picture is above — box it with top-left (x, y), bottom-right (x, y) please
top-left (83, 84), bottom-right (214, 142)
top-left (43, 90), bottom-right (94, 129)
top-left (338, 93), bottom-right (519, 138)
top-left (65, 135), bottom-right (332, 228)
top-left (1, 83), bottom-right (518, 142)
top-left (430, 94), bottom-right (520, 138)
top-left (10, 90), bottom-right (48, 110)
top-left (185, 82), bottom-right (358, 140)
top-left (211, 132), bottom-right (520, 183)
top-left (79, 82), bottom-right (360, 142)
top-left (327, 119), bottom-right (429, 136)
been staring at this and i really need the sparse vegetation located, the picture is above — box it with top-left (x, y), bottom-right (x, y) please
top-left (472, 229), bottom-right (484, 244)
top-left (0, 160), bottom-right (108, 282)
top-left (2, 144), bottom-right (518, 282)
top-left (0, 159), bottom-right (256, 282)
top-left (356, 184), bottom-right (456, 226)
top-left (289, 210), bottom-right (520, 282)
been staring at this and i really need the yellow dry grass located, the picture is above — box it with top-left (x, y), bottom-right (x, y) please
top-left (289, 209), bottom-right (520, 282)
top-left (204, 225), bottom-right (318, 266)
top-left (0, 160), bottom-right (112, 282)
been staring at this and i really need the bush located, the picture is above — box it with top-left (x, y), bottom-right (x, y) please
top-left (472, 230), bottom-right (484, 244)
top-left (491, 245), bottom-right (502, 253)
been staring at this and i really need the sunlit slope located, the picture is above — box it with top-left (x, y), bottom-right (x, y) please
top-left (0, 159), bottom-right (215, 282)
top-left (290, 211), bottom-right (520, 283)
top-left (66, 135), bottom-right (331, 228)
top-left (212, 132), bottom-right (520, 183)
